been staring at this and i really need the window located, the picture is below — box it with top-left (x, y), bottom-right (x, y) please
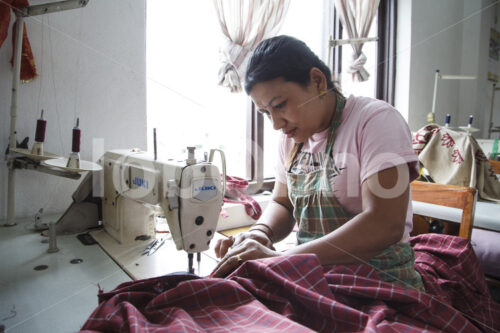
top-left (376, 0), bottom-right (397, 105)
top-left (147, 0), bottom-right (248, 176)
top-left (334, 15), bottom-right (379, 98)
top-left (331, 0), bottom-right (396, 104)
top-left (147, 1), bottom-right (395, 190)
top-left (147, 0), bottom-right (328, 183)
top-left (255, 0), bottom-right (397, 190)
top-left (262, 1), bottom-right (329, 180)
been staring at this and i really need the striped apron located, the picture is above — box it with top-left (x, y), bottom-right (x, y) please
top-left (286, 94), bottom-right (424, 291)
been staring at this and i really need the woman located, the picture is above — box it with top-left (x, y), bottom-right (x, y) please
top-left (212, 35), bottom-right (424, 291)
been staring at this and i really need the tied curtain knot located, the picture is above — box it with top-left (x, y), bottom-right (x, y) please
top-left (214, 0), bottom-right (290, 93)
top-left (334, 0), bottom-right (380, 82)
top-left (348, 51), bottom-right (369, 81)
top-left (218, 42), bottom-right (252, 93)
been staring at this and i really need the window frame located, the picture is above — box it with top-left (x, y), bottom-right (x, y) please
top-left (245, 0), bottom-right (396, 193)
top-left (376, 0), bottom-right (397, 105)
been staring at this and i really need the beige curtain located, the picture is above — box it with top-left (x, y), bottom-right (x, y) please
top-left (214, 0), bottom-right (290, 92)
top-left (334, 0), bottom-right (380, 82)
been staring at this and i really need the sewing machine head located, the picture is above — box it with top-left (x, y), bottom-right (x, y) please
top-left (101, 147), bottom-right (224, 253)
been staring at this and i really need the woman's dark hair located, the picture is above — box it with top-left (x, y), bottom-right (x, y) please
top-left (244, 35), bottom-right (337, 95)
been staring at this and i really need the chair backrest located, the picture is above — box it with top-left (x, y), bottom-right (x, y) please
top-left (411, 181), bottom-right (477, 239)
top-left (489, 160), bottom-right (500, 174)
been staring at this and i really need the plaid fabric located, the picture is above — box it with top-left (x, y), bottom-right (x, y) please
top-left (286, 92), bottom-right (349, 244)
top-left (287, 170), bottom-right (351, 243)
top-left (79, 234), bottom-right (500, 333)
top-left (366, 242), bottom-right (424, 290)
top-left (411, 234), bottom-right (500, 331)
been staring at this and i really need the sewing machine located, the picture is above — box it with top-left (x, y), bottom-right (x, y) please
top-left (101, 147), bottom-right (225, 271)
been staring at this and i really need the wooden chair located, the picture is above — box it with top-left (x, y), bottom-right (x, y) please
top-left (489, 160), bottom-right (500, 174)
top-left (410, 181), bottom-right (476, 239)
top-left (411, 181), bottom-right (500, 291)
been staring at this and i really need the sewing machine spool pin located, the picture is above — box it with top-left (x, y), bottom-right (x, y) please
top-left (47, 222), bottom-right (59, 253)
top-left (153, 128), bottom-right (157, 161)
top-left (429, 69), bottom-right (476, 125)
top-left (458, 114), bottom-right (480, 134)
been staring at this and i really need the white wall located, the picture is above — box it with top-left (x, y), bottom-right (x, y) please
top-left (459, 0), bottom-right (483, 134)
top-left (0, 0), bottom-right (147, 219)
top-left (407, 0), bottom-right (466, 130)
top-left (396, 0), bottom-right (499, 138)
top-left (479, 0), bottom-right (500, 138)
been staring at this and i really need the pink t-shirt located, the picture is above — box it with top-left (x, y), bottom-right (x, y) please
top-left (275, 95), bottom-right (419, 241)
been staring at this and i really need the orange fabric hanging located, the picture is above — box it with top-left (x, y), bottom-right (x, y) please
top-left (0, 0), bottom-right (37, 82)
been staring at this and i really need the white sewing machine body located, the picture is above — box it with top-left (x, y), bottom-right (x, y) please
top-left (101, 149), bottom-right (223, 253)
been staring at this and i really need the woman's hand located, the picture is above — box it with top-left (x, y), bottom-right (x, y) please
top-left (211, 238), bottom-right (281, 278)
top-left (214, 230), bottom-right (274, 259)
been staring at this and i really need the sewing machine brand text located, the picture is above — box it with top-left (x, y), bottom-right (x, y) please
top-left (194, 185), bottom-right (217, 192)
top-left (132, 177), bottom-right (149, 189)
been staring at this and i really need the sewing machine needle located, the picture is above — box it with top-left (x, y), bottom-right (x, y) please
top-left (188, 253), bottom-right (194, 274)
top-left (197, 252), bottom-right (201, 275)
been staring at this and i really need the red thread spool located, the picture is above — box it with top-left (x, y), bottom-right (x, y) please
top-left (35, 118), bottom-right (47, 142)
top-left (72, 127), bottom-right (81, 152)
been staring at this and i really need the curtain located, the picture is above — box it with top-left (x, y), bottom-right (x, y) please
top-left (334, 0), bottom-right (380, 82)
top-left (213, 0), bottom-right (290, 93)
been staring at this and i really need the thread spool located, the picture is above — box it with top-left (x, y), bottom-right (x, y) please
top-left (458, 114), bottom-right (479, 134)
top-left (72, 118), bottom-right (81, 153)
top-left (31, 109), bottom-right (46, 155)
top-left (445, 114), bottom-right (450, 127)
top-left (66, 118), bottom-right (81, 169)
top-left (426, 112), bottom-right (435, 124)
top-left (35, 110), bottom-right (47, 143)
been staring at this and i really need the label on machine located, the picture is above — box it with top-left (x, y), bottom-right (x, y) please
top-left (192, 178), bottom-right (219, 201)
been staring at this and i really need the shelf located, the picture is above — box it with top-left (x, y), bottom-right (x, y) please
top-left (10, 147), bottom-right (61, 161)
top-left (43, 158), bottom-right (102, 173)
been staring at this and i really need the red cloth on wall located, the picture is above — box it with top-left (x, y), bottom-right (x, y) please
top-left (0, 0), bottom-right (37, 82)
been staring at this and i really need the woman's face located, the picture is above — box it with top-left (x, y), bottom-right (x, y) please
top-left (249, 74), bottom-right (332, 143)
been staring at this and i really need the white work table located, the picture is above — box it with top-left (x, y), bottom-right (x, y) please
top-left (90, 229), bottom-right (222, 280)
top-left (90, 226), bottom-right (297, 281)
top-left (89, 194), bottom-right (277, 281)
top-left (412, 200), bottom-right (500, 231)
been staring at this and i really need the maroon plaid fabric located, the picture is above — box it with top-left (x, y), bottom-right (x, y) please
top-left (80, 234), bottom-right (499, 333)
